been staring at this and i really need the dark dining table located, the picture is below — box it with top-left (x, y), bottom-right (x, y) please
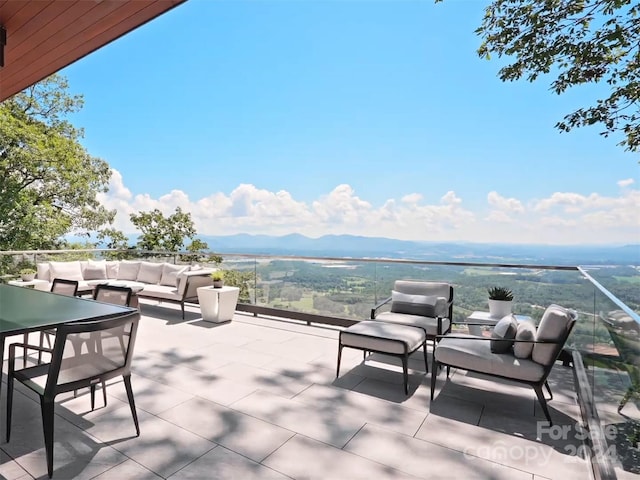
top-left (0, 283), bottom-right (136, 397)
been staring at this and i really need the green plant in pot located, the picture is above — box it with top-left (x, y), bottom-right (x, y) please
top-left (487, 286), bottom-right (514, 318)
top-left (211, 271), bottom-right (224, 288)
top-left (19, 268), bottom-right (36, 282)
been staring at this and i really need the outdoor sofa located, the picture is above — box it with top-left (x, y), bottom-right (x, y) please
top-left (36, 259), bottom-right (215, 318)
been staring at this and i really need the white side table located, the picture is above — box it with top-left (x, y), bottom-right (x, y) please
top-left (466, 311), bottom-right (534, 336)
top-left (8, 279), bottom-right (50, 291)
top-left (197, 286), bottom-right (240, 323)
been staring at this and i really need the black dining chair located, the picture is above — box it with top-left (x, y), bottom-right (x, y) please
top-left (6, 311), bottom-right (141, 478)
top-left (30, 279), bottom-right (81, 365)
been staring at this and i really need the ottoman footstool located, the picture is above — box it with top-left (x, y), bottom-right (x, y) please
top-left (337, 320), bottom-right (428, 394)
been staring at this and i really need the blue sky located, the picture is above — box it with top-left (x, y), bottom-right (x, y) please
top-left (63, 0), bottom-right (638, 245)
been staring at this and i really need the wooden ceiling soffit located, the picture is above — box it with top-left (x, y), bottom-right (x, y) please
top-left (0, 0), bottom-right (186, 102)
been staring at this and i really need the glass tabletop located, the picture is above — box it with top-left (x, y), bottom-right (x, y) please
top-left (0, 284), bottom-right (135, 335)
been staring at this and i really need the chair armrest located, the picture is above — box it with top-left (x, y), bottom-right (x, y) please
top-left (371, 296), bottom-right (392, 319)
top-left (9, 343), bottom-right (53, 355)
top-left (433, 297), bottom-right (451, 318)
top-left (451, 321), bottom-right (496, 326)
top-left (8, 343), bottom-right (53, 367)
top-left (435, 334), bottom-right (561, 345)
top-left (183, 274), bottom-right (214, 300)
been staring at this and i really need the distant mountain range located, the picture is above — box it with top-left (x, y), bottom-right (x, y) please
top-left (189, 233), bottom-right (639, 266)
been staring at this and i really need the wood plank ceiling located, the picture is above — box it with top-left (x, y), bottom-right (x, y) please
top-left (0, 0), bottom-right (186, 102)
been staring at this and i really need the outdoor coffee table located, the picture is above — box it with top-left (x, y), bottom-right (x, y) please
top-left (337, 320), bottom-right (428, 394)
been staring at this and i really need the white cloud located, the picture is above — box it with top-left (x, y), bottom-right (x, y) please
top-left (401, 193), bottom-right (423, 204)
top-left (618, 178), bottom-right (635, 188)
top-left (98, 169), bottom-right (640, 245)
top-left (487, 191), bottom-right (524, 213)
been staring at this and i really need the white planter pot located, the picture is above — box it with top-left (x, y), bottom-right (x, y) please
top-left (488, 299), bottom-right (512, 318)
top-left (21, 273), bottom-right (35, 282)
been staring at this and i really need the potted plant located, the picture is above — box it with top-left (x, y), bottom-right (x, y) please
top-left (487, 286), bottom-right (514, 318)
top-left (19, 268), bottom-right (36, 282)
top-left (211, 271), bottom-right (224, 288)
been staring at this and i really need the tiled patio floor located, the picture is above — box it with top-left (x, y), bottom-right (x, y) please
top-left (0, 300), bottom-right (607, 479)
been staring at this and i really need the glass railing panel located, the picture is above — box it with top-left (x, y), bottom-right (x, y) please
top-left (237, 256), bottom-right (378, 320)
top-left (577, 272), bottom-right (640, 477)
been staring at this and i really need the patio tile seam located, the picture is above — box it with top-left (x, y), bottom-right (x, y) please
top-left (262, 432), bottom-right (423, 479)
top-left (364, 422), bottom-right (541, 479)
top-left (163, 444), bottom-right (222, 480)
top-left (87, 455), bottom-right (154, 480)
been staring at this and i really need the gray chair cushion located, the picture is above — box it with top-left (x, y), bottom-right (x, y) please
top-left (341, 321), bottom-right (426, 355)
top-left (393, 280), bottom-right (451, 299)
top-left (532, 304), bottom-right (574, 365)
top-left (375, 311), bottom-right (450, 337)
top-left (435, 334), bottom-right (545, 382)
top-left (390, 291), bottom-right (447, 317)
top-left (490, 315), bottom-right (518, 353)
top-left (514, 321), bottom-right (536, 359)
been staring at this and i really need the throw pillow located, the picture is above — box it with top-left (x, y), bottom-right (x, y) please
top-left (390, 290), bottom-right (438, 317)
top-left (49, 261), bottom-right (84, 281)
top-left (83, 263), bottom-right (107, 280)
top-left (116, 260), bottom-right (141, 281)
top-left (160, 263), bottom-right (188, 287)
top-left (105, 261), bottom-right (119, 279)
top-left (137, 261), bottom-right (164, 284)
top-left (532, 304), bottom-right (574, 365)
top-left (37, 262), bottom-right (51, 281)
top-left (513, 321), bottom-right (536, 359)
top-left (490, 315), bottom-right (518, 353)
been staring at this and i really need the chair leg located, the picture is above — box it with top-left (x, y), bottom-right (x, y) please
top-left (336, 344), bottom-right (343, 378)
top-left (90, 385), bottom-right (96, 411)
top-left (123, 375), bottom-right (140, 436)
top-left (533, 385), bottom-right (553, 425)
top-left (544, 380), bottom-right (553, 400)
top-left (22, 333), bottom-right (28, 367)
top-left (181, 303), bottom-right (185, 320)
top-left (102, 381), bottom-right (108, 407)
top-left (6, 370), bottom-right (14, 442)
top-left (430, 350), bottom-right (438, 401)
top-left (40, 397), bottom-right (55, 478)
top-left (422, 342), bottom-right (428, 374)
top-left (38, 331), bottom-right (45, 364)
top-left (402, 355), bottom-right (409, 395)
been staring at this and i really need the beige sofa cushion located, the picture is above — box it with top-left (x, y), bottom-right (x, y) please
top-left (105, 261), bottom-right (119, 279)
top-left (37, 262), bottom-right (51, 282)
top-left (117, 261), bottom-right (141, 281)
top-left (83, 260), bottom-right (107, 280)
top-left (49, 261), bottom-right (84, 281)
top-left (160, 264), bottom-right (189, 287)
top-left (137, 261), bottom-right (163, 284)
top-left (139, 284), bottom-right (182, 301)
